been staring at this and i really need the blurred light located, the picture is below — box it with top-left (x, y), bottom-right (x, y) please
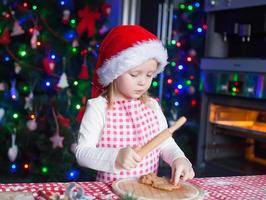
top-left (210, 0), bottom-right (216, 6)
top-left (64, 31), bottom-right (76, 41)
top-left (3, 12), bottom-right (11, 18)
top-left (67, 169), bottom-right (80, 180)
top-left (187, 56), bottom-right (192, 62)
top-left (71, 47), bottom-right (78, 54)
top-left (167, 79), bottom-right (173, 84)
top-left (11, 95), bottom-right (17, 100)
top-left (174, 101), bottom-right (179, 106)
top-left (170, 61), bottom-right (176, 67)
top-left (174, 89), bottom-right (179, 94)
top-left (194, 2), bottom-right (200, 7)
top-left (81, 49), bottom-right (88, 55)
top-left (187, 23), bottom-right (193, 30)
top-left (45, 81), bottom-right (51, 87)
top-left (177, 84), bottom-right (183, 89)
top-left (188, 86), bottom-right (196, 94)
top-left (176, 42), bottom-right (181, 47)
top-left (197, 27), bottom-right (203, 33)
top-left (13, 113), bottom-right (19, 119)
top-left (70, 19), bottom-right (76, 28)
top-left (178, 64), bottom-right (183, 70)
top-left (32, 5), bottom-right (37, 10)
top-left (68, 33), bottom-right (75, 39)
top-left (187, 5), bottom-right (193, 11)
top-left (24, 163), bottom-right (29, 169)
top-left (22, 85), bottom-right (29, 92)
top-left (4, 56), bottom-right (10, 62)
top-left (23, 2), bottom-right (28, 7)
top-left (171, 40), bottom-right (176, 45)
top-left (41, 166), bottom-right (48, 174)
top-left (19, 50), bottom-right (27, 57)
top-left (191, 99), bottom-right (197, 106)
top-left (51, 55), bottom-right (56, 59)
top-left (76, 104), bottom-right (81, 110)
top-left (179, 3), bottom-right (185, 10)
top-left (152, 81), bottom-right (158, 87)
top-left (30, 114), bottom-right (36, 120)
top-left (203, 24), bottom-right (208, 30)
top-left (60, 1), bottom-right (65, 5)
top-left (10, 164), bottom-right (17, 173)
top-left (189, 75), bottom-right (195, 80)
top-left (36, 41), bottom-right (41, 46)
top-left (73, 81), bottom-right (78, 86)
top-left (29, 28), bottom-right (34, 34)
top-left (186, 80), bottom-right (192, 85)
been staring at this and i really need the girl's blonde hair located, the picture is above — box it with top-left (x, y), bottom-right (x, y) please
top-left (103, 80), bottom-right (150, 109)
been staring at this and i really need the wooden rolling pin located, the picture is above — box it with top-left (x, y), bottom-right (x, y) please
top-left (135, 116), bottom-right (187, 159)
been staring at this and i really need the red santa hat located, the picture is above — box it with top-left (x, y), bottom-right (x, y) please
top-left (92, 25), bottom-right (168, 97)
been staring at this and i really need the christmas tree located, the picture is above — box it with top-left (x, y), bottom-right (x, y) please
top-left (149, 0), bottom-right (205, 163)
top-left (0, 0), bottom-right (111, 182)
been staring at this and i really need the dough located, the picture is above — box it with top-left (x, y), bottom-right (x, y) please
top-left (139, 173), bottom-right (180, 191)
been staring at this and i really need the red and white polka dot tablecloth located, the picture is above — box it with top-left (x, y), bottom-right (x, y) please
top-left (190, 175), bottom-right (266, 200)
top-left (0, 175), bottom-right (265, 199)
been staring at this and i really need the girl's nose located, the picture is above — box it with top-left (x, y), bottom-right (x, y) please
top-left (138, 76), bottom-right (146, 85)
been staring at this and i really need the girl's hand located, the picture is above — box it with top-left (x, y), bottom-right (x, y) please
top-left (171, 157), bottom-right (195, 185)
top-left (115, 147), bottom-right (142, 170)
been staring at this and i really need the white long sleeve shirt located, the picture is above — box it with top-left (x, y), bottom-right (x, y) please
top-left (75, 96), bottom-right (186, 173)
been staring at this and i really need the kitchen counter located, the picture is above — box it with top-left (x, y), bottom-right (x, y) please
top-left (0, 175), bottom-right (265, 199)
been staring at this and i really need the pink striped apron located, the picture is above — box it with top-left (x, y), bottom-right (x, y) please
top-left (96, 99), bottom-right (161, 182)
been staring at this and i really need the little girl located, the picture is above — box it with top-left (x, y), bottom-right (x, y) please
top-left (75, 25), bottom-right (194, 185)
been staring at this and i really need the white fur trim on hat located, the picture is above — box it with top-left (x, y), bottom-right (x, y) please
top-left (97, 40), bottom-right (168, 87)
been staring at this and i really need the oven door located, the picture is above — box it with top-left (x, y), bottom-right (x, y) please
top-left (197, 94), bottom-right (266, 176)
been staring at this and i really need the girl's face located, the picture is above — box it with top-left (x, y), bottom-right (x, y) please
top-left (113, 59), bottom-right (158, 100)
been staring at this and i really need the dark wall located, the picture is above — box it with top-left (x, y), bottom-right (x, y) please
top-left (139, 0), bottom-right (164, 35)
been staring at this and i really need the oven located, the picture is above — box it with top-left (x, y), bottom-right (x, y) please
top-left (196, 58), bottom-right (266, 176)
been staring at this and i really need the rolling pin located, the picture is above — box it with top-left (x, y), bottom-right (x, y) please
top-left (135, 116), bottom-right (187, 159)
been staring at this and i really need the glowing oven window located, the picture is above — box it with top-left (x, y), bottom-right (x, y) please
top-left (209, 104), bottom-right (266, 133)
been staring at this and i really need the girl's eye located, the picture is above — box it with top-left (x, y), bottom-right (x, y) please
top-left (147, 74), bottom-right (153, 78)
top-left (130, 73), bottom-right (138, 77)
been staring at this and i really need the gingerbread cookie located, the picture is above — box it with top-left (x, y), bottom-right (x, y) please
top-left (139, 173), bottom-right (180, 191)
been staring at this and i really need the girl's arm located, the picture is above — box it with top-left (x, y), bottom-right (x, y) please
top-left (75, 97), bottom-right (120, 173)
top-left (149, 98), bottom-right (188, 166)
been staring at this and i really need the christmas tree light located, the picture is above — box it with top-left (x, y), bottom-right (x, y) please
top-left (10, 164), bottom-right (17, 173)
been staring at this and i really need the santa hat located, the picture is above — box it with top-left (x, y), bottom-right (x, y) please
top-left (92, 25), bottom-right (168, 97)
